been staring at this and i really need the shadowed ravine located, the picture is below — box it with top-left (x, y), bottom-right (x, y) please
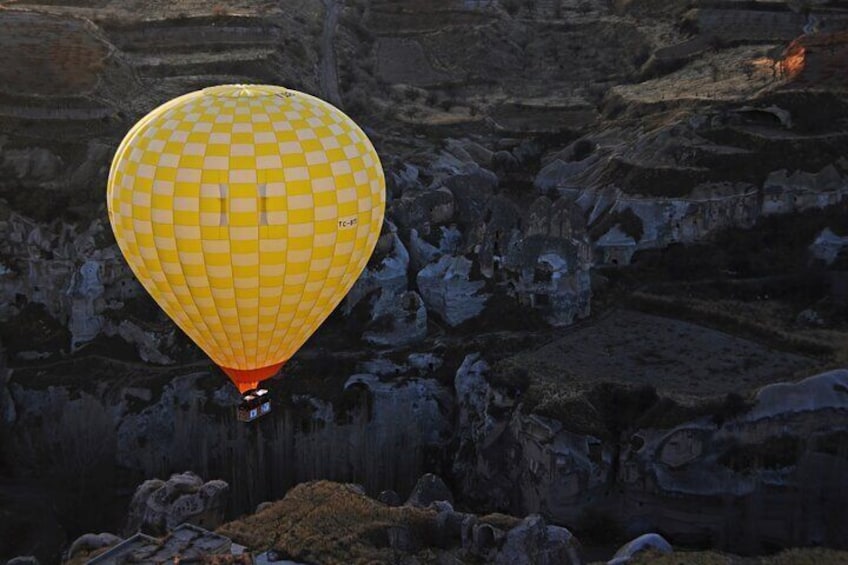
top-left (3, 325), bottom-right (848, 560)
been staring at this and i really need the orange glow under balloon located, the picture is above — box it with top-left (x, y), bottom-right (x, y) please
top-left (222, 362), bottom-right (286, 394)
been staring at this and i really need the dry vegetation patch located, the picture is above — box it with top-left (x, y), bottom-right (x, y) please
top-left (611, 45), bottom-right (786, 105)
top-left (619, 547), bottom-right (848, 565)
top-left (0, 10), bottom-right (111, 96)
top-left (629, 292), bottom-right (846, 364)
top-left (217, 481), bottom-right (439, 564)
top-left (502, 308), bottom-right (816, 402)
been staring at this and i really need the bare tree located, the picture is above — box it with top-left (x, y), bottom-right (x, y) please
top-left (8, 391), bottom-right (119, 533)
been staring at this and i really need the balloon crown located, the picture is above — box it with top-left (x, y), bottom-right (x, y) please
top-left (201, 84), bottom-right (289, 98)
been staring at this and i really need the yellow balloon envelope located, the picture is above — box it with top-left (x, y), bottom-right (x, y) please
top-left (107, 85), bottom-right (386, 392)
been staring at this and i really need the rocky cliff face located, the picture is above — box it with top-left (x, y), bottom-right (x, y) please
top-left (452, 356), bottom-right (848, 551)
top-left (2, 0), bottom-right (846, 356)
top-left (3, 350), bottom-right (456, 553)
top-left (2, 1), bottom-right (848, 563)
top-left (124, 471), bottom-right (229, 536)
top-left (4, 343), bottom-right (847, 561)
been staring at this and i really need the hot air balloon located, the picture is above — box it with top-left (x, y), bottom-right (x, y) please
top-left (107, 85), bottom-right (386, 419)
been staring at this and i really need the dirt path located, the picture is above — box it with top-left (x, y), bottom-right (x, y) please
top-left (320, 0), bottom-right (343, 107)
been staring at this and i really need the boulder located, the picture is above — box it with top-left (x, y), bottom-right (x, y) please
top-left (6, 557), bottom-right (40, 565)
top-left (409, 228), bottom-right (442, 271)
top-left (595, 225), bottom-right (638, 266)
top-left (659, 428), bottom-right (705, 468)
top-left (810, 228), bottom-right (848, 265)
top-left (796, 308), bottom-right (825, 327)
top-left (443, 166), bottom-right (499, 228)
top-left (503, 235), bottom-right (592, 326)
top-left (378, 489), bottom-right (402, 506)
top-left (407, 353), bottom-right (443, 375)
top-left (125, 472), bottom-right (229, 535)
top-left (512, 139), bottom-right (543, 168)
top-left (345, 230), bottom-right (409, 321)
top-left (1, 147), bottom-right (63, 182)
top-left (115, 373), bottom-right (209, 471)
top-left (431, 500), bottom-right (454, 512)
top-left (747, 369), bottom-right (848, 421)
top-left (451, 353), bottom-right (505, 506)
top-left (438, 225), bottom-right (463, 254)
top-left (494, 514), bottom-right (582, 565)
top-left (165, 471), bottom-right (204, 495)
top-left (362, 290), bottom-right (427, 347)
top-left (473, 196), bottom-right (523, 274)
top-left (347, 483), bottom-right (367, 496)
top-left (429, 152), bottom-right (465, 177)
top-left (126, 478), bottom-right (165, 522)
top-left (386, 525), bottom-right (420, 552)
top-left (433, 502), bottom-right (467, 548)
top-left (459, 140), bottom-right (494, 168)
top-left (255, 501), bottom-right (274, 513)
top-left (67, 260), bottom-right (105, 350)
top-left (405, 473), bottom-right (454, 507)
top-left (69, 141), bottom-right (111, 190)
top-left (529, 196), bottom-right (586, 240)
top-left (359, 358), bottom-right (407, 377)
top-left (534, 157), bottom-right (596, 193)
top-left (454, 353), bottom-right (490, 435)
top-left (734, 105), bottom-right (792, 129)
top-left (345, 226), bottom-right (426, 346)
top-left (492, 150), bottom-right (520, 174)
top-left (444, 139), bottom-right (477, 164)
top-left (340, 372), bottom-right (454, 451)
top-left (608, 533), bottom-right (673, 564)
top-left (471, 522), bottom-right (502, 557)
top-left (461, 515), bottom-right (479, 552)
top-left (390, 163), bottom-right (421, 195)
top-left (762, 165), bottom-right (847, 216)
top-left (0, 345), bottom-right (15, 424)
top-left (114, 319), bottom-right (175, 365)
top-left (390, 186), bottom-right (455, 231)
top-left (408, 225), bottom-right (464, 270)
top-left (212, 384), bottom-right (242, 407)
top-left (67, 532), bottom-right (122, 560)
top-left (416, 255), bottom-right (488, 326)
